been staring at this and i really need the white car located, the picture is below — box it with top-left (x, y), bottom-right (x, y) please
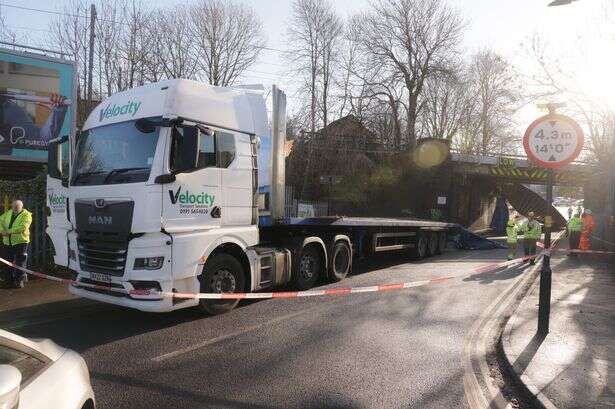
top-left (0, 329), bottom-right (95, 409)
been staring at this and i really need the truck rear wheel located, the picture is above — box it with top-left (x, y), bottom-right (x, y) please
top-left (198, 253), bottom-right (245, 315)
top-left (436, 232), bottom-right (446, 255)
top-left (427, 232), bottom-right (438, 256)
top-left (330, 241), bottom-right (351, 282)
top-left (413, 232), bottom-right (428, 259)
top-left (293, 245), bottom-right (323, 290)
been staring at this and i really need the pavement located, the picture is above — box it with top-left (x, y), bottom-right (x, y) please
top-left (1, 245), bottom-right (541, 409)
top-left (502, 253), bottom-right (615, 408)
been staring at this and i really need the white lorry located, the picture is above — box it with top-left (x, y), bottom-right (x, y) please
top-left (46, 79), bottom-right (452, 314)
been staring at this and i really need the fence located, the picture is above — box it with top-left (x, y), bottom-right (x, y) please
top-left (284, 185), bottom-right (329, 217)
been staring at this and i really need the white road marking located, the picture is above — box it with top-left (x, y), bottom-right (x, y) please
top-left (151, 306), bottom-right (327, 362)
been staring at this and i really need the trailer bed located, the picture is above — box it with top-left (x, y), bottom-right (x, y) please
top-left (271, 216), bottom-right (457, 229)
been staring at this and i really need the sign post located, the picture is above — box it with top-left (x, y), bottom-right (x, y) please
top-left (523, 104), bottom-right (584, 336)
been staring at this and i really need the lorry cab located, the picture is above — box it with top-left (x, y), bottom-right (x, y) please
top-left (47, 79), bottom-right (273, 313)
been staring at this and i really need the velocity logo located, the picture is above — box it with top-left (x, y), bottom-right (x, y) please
top-left (99, 100), bottom-right (142, 122)
top-left (168, 186), bottom-right (215, 207)
top-left (48, 192), bottom-right (66, 206)
top-left (48, 192), bottom-right (67, 214)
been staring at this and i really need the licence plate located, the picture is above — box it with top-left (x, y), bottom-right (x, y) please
top-left (90, 272), bottom-right (111, 283)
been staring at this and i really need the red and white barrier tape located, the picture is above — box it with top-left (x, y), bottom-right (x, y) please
top-left (0, 247), bottom-right (547, 300)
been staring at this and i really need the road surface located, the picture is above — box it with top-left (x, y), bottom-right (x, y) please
top-left (11, 245), bottom-right (528, 409)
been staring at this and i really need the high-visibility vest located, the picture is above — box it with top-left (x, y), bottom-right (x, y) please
top-left (0, 209), bottom-right (32, 246)
top-left (567, 217), bottom-right (583, 233)
top-left (521, 220), bottom-right (542, 240)
top-left (506, 221), bottom-right (518, 243)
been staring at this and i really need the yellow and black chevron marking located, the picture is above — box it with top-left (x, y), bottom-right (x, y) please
top-left (489, 166), bottom-right (585, 184)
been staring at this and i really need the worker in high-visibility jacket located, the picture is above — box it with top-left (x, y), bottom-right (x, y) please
top-left (567, 211), bottom-right (583, 253)
top-left (520, 212), bottom-right (542, 265)
top-left (0, 200), bottom-right (32, 288)
top-left (506, 216), bottom-right (520, 260)
top-left (579, 209), bottom-right (595, 251)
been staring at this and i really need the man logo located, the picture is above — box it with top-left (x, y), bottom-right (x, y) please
top-left (95, 199), bottom-right (106, 208)
top-left (88, 215), bottom-right (113, 225)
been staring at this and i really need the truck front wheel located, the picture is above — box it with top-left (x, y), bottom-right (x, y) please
top-left (198, 253), bottom-right (245, 315)
top-left (292, 245), bottom-right (323, 290)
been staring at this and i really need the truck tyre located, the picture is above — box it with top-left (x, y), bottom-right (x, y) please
top-left (330, 241), bottom-right (351, 282)
top-left (427, 232), bottom-right (438, 256)
top-left (293, 245), bottom-right (322, 290)
top-left (436, 232), bottom-right (446, 255)
top-left (198, 253), bottom-right (245, 315)
top-left (413, 232), bottom-right (428, 259)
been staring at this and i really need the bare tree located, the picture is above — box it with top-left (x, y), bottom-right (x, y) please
top-left (317, 5), bottom-right (342, 133)
top-left (149, 7), bottom-right (199, 80)
top-left (0, 9), bottom-right (18, 43)
top-left (467, 50), bottom-right (520, 155)
top-left (95, 0), bottom-right (122, 97)
top-left (48, 0), bottom-right (90, 100)
top-left (287, 0), bottom-right (342, 134)
top-left (354, 0), bottom-right (465, 149)
top-left (116, 0), bottom-right (152, 90)
top-left (420, 70), bottom-right (469, 141)
top-left (190, 0), bottom-right (265, 87)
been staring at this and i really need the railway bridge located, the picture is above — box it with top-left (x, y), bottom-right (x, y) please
top-left (445, 152), bottom-right (595, 231)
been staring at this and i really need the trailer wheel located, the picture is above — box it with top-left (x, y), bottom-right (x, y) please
top-left (413, 232), bottom-right (428, 259)
top-left (330, 241), bottom-right (351, 282)
top-left (293, 245), bottom-right (323, 290)
top-left (427, 232), bottom-right (438, 256)
top-left (436, 232), bottom-right (447, 255)
top-left (198, 253), bottom-right (245, 315)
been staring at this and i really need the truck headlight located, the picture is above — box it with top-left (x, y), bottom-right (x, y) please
top-left (69, 248), bottom-right (77, 261)
top-left (134, 256), bottom-right (164, 270)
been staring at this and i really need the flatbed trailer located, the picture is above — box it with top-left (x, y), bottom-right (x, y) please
top-left (263, 217), bottom-right (456, 258)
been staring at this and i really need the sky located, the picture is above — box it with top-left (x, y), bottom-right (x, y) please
top-left (1, 0), bottom-right (612, 125)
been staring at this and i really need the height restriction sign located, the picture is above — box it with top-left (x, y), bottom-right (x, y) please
top-left (523, 113), bottom-right (584, 169)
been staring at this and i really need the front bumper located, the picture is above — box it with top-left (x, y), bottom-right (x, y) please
top-left (68, 232), bottom-right (199, 312)
top-left (69, 284), bottom-right (197, 312)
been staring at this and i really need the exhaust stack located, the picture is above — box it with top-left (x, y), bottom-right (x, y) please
top-left (270, 85), bottom-right (287, 223)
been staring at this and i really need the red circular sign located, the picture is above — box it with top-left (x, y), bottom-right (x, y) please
top-left (523, 113), bottom-right (584, 169)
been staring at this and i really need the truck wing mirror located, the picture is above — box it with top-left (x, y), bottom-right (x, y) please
top-left (48, 134), bottom-right (68, 180)
top-left (170, 126), bottom-right (199, 174)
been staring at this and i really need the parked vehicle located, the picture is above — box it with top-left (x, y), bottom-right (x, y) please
top-left (46, 80), bottom-right (454, 314)
top-left (0, 329), bottom-right (95, 409)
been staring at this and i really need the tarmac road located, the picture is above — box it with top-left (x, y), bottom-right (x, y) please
top-left (11, 246), bottom-right (531, 409)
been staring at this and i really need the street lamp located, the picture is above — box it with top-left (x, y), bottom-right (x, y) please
top-left (548, 0), bottom-right (579, 6)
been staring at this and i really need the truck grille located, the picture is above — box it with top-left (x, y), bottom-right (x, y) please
top-left (78, 238), bottom-right (128, 276)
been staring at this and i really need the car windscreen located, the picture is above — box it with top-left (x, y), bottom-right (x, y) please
top-left (0, 343), bottom-right (46, 385)
top-left (72, 118), bottom-right (160, 186)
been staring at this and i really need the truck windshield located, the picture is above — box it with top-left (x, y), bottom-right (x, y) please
top-left (72, 119), bottom-right (160, 185)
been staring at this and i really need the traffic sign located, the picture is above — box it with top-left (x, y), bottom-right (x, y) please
top-left (523, 113), bottom-right (584, 169)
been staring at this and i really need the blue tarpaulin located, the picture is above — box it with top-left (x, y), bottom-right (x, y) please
top-left (452, 228), bottom-right (506, 250)
top-left (490, 196), bottom-right (509, 235)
